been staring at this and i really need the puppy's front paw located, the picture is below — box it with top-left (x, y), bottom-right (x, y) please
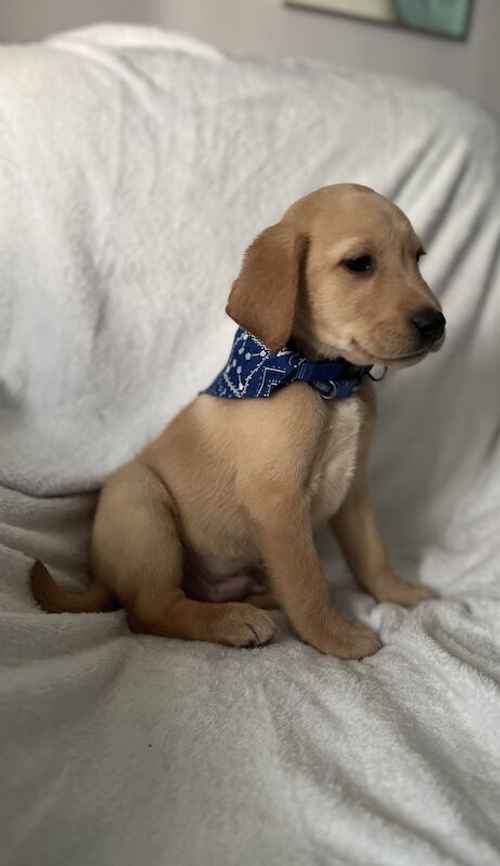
top-left (307, 617), bottom-right (382, 659)
top-left (373, 576), bottom-right (435, 607)
top-left (214, 603), bottom-right (276, 648)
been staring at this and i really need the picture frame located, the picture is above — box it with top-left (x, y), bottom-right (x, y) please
top-left (285, 0), bottom-right (474, 42)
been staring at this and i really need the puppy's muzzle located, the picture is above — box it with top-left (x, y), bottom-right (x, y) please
top-left (411, 308), bottom-right (446, 347)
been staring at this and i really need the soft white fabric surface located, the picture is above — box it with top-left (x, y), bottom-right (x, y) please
top-left (1, 25), bottom-right (500, 866)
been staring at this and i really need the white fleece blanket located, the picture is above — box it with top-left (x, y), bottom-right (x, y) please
top-left (2, 25), bottom-right (500, 866)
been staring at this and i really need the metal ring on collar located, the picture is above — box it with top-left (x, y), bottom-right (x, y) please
top-left (319, 380), bottom-right (338, 400)
top-left (368, 366), bottom-right (387, 382)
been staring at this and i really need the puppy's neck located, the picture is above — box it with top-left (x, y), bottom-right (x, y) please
top-left (290, 326), bottom-right (344, 363)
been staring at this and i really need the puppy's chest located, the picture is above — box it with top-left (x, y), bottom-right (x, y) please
top-left (308, 397), bottom-right (365, 524)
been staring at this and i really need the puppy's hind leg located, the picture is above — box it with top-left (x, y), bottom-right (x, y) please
top-left (93, 462), bottom-right (275, 648)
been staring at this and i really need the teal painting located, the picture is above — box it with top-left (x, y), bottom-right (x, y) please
top-left (286, 1), bottom-right (474, 41)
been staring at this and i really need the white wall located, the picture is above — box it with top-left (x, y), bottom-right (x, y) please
top-left (0, 0), bottom-right (153, 41)
top-left (1, 0), bottom-right (498, 114)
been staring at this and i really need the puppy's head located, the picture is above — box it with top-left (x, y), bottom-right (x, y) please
top-left (227, 184), bottom-right (445, 367)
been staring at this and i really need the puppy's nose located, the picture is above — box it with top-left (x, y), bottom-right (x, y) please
top-left (411, 308), bottom-right (446, 342)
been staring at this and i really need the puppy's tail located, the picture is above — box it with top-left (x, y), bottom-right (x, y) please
top-left (30, 560), bottom-right (117, 614)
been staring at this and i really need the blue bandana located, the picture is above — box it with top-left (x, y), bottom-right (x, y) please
top-left (203, 328), bottom-right (372, 400)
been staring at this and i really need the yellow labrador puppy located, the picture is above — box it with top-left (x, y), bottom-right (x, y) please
top-left (32, 184), bottom-right (445, 658)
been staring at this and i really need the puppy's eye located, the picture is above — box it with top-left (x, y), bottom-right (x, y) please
top-left (416, 249), bottom-right (426, 263)
top-left (342, 255), bottom-right (374, 274)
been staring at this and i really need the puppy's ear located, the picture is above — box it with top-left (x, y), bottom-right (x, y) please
top-left (226, 223), bottom-right (308, 351)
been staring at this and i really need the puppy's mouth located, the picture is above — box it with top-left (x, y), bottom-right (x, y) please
top-left (347, 341), bottom-right (427, 367)
top-left (377, 348), bottom-right (428, 363)
top-left (353, 332), bottom-right (445, 367)
top-left (294, 326), bottom-right (445, 367)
